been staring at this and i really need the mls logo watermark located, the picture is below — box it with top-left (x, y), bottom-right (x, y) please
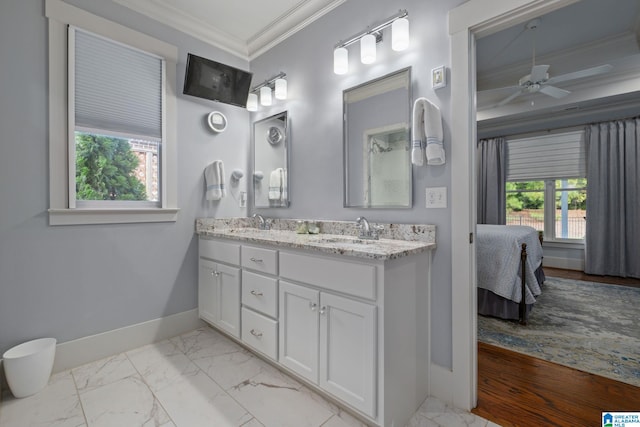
top-left (603, 412), bottom-right (640, 427)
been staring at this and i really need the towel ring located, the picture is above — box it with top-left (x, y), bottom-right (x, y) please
top-left (207, 111), bottom-right (227, 133)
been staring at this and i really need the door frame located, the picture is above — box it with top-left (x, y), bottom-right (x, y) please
top-left (448, 0), bottom-right (580, 410)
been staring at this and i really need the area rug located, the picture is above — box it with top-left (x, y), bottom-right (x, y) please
top-left (477, 276), bottom-right (640, 387)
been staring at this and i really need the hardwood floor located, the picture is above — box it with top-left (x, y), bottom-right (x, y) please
top-left (473, 342), bottom-right (640, 427)
top-left (474, 268), bottom-right (640, 426)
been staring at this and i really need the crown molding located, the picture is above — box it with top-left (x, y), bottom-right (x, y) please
top-left (113, 0), bottom-right (345, 61)
top-left (247, 0), bottom-right (347, 60)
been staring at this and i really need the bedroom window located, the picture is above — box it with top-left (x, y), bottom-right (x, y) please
top-left (506, 179), bottom-right (586, 241)
top-left (46, 0), bottom-right (178, 225)
top-left (506, 130), bottom-right (586, 242)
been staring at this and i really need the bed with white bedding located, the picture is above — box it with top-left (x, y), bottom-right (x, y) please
top-left (476, 224), bottom-right (545, 323)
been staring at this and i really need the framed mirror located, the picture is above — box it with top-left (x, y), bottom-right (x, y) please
top-left (343, 68), bottom-right (412, 208)
top-left (253, 111), bottom-right (289, 208)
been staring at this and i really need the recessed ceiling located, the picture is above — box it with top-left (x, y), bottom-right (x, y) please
top-left (113, 0), bottom-right (346, 60)
top-left (475, 0), bottom-right (640, 122)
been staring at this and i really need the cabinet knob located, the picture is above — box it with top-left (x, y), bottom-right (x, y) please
top-left (309, 302), bottom-right (317, 311)
top-left (250, 290), bottom-right (263, 297)
top-left (250, 257), bottom-right (263, 263)
top-left (211, 270), bottom-right (220, 277)
top-left (319, 306), bottom-right (327, 315)
top-left (250, 329), bottom-right (263, 338)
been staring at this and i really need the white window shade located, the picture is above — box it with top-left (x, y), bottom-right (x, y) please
top-left (73, 28), bottom-right (163, 140)
top-left (506, 131), bottom-right (586, 181)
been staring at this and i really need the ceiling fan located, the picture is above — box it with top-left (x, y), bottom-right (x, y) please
top-left (480, 19), bottom-right (613, 108)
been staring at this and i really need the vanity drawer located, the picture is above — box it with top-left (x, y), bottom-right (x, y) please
top-left (241, 307), bottom-right (277, 360)
top-left (199, 238), bottom-right (240, 265)
top-left (242, 271), bottom-right (278, 318)
top-left (241, 246), bottom-right (278, 275)
top-left (279, 251), bottom-right (376, 300)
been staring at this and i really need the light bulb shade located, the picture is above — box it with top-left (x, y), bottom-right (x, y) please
top-left (392, 18), bottom-right (409, 51)
top-left (260, 86), bottom-right (272, 106)
top-left (274, 78), bottom-right (287, 100)
top-left (333, 47), bottom-right (348, 75)
top-left (246, 93), bottom-right (258, 111)
top-left (360, 33), bottom-right (376, 64)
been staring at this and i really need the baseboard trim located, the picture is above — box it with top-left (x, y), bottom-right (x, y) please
top-left (53, 309), bottom-right (203, 373)
top-left (429, 363), bottom-right (454, 405)
top-left (543, 256), bottom-right (584, 271)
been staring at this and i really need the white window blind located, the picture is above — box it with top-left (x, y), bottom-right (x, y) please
top-left (73, 27), bottom-right (163, 140)
top-left (506, 131), bottom-right (586, 181)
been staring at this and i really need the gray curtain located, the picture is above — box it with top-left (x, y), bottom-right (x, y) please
top-left (477, 137), bottom-right (506, 224)
top-left (585, 118), bottom-right (640, 278)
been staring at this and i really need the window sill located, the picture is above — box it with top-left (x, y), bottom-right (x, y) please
top-left (542, 239), bottom-right (584, 249)
top-left (49, 208), bottom-right (179, 226)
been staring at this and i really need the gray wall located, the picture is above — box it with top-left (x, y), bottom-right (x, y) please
top-left (250, 0), bottom-right (465, 368)
top-left (0, 0), bottom-right (463, 370)
top-left (0, 0), bottom-right (249, 354)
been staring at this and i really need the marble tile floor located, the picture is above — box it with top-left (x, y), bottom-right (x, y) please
top-left (0, 326), bottom-right (499, 427)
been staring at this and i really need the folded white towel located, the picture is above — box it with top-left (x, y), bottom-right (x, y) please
top-left (411, 98), bottom-right (425, 166)
top-left (268, 168), bottom-right (283, 201)
top-left (423, 99), bottom-right (444, 165)
top-left (204, 160), bottom-right (226, 201)
top-left (281, 168), bottom-right (288, 202)
top-left (412, 97), bottom-right (445, 166)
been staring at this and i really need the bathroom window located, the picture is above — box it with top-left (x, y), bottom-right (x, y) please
top-left (46, 0), bottom-right (178, 224)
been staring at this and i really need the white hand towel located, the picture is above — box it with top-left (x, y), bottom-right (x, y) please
top-left (268, 168), bottom-right (282, 200)
top-left (205, 160), bottom-right (226, 200)
top-left (423, 99), bottom-right (445, 165)
top-left (281, 168), bottom-right (288, 202)
top-left (411, 98), bottom-right (425, 166)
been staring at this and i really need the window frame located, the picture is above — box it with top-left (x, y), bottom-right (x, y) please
top-left (506, 178), bottom-right (586, 244)
top-left (46, 0), bottom-right (179, 225)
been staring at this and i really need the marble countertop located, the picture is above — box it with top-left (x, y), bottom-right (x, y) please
top-left (196, 218), bottom-right (436, 261)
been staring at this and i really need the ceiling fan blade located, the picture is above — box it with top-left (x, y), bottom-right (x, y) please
top-left (529, 64), bottom-right (549, 83)
top-left (497, 89), bottom-right (524, 106)
top-left (546, 64), bottom-right (613, 85)
top-left (477, 85), bottom-right (522, 95)
top-left (539, 85), bottom-right (571, 98)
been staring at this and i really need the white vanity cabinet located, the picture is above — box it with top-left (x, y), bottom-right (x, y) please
top-left (198, 240), bottom-right (241, 338)
top-left (240, 246), bottom-right (279, 361)
top-left (279, 280), bottom-right (376, 416)
top-left (198, 235), bottom-right (432, 427)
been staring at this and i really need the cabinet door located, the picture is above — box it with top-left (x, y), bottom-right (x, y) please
top-left (198, 259), bottom-right (218, 326)
top-left (198, 259), bottom-right (241, 338)
top-left (279, 281), bottom-right (319, 383)
top-left (215, 263), bottom-right (241, 338)
top-left (319, 293), bottom-right (377, 417)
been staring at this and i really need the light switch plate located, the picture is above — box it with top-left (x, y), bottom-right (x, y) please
top-left (426, 187), bottom-right (447, 208)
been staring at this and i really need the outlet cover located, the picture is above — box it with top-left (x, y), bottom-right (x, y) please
top-left (239, 191), bottom-right (247, 208)
top-left (426, 187), bottom-right (447, 208)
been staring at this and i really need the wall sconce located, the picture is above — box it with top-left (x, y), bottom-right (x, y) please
top-left (333, 9), bottom-right (409, 74)
top-left (246, 72), bottom-right (287, 112)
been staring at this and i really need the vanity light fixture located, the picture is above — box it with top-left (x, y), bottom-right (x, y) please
top-left (246, 93), bottom-right (258, 111)
top-left (333, 9), bottom-right (409, 73)
top-left (260, 86), bottom-right (272, 106)
top-left (246, 72), bottom-right (287, 111)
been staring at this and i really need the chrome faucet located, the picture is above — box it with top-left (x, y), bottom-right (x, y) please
top-left (252, 214), bottom-right (270, 230)
top-left (356, 216), bottom-right (381, 240)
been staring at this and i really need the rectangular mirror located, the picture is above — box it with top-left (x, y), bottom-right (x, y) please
top-left (253, 111), bottom-right (289, 208)
top-left (343, 68), bottom-right (412, 208)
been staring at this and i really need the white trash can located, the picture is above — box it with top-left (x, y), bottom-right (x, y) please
top-left (3, 338), bottom-right (56, 398)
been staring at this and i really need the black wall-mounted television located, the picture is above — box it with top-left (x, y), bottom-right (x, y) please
top-left (183, 53), bottom-right (253, 108)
